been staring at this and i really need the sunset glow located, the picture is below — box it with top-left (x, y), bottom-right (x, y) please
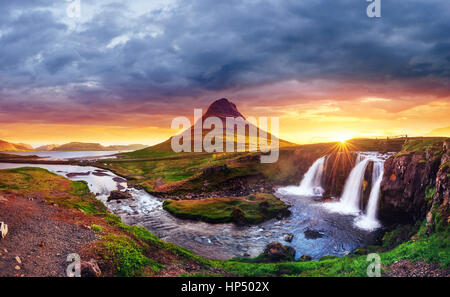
top-left (0, 1), bottom-right (449, 147)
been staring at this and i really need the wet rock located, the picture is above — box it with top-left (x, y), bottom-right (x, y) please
top-left (284, 233), bottom-right (294, 242)
top-left (107, 190), bottom-right (132, 202)
top-left (276, 208), bottom-right (292, 219)
top-left (231, 207), bottom-right (247, 226)
top-left (304, 228), bottom-right (324, 239)
top-left (81, 259), bottom-right (101, 277)
top-left (298, 254), bottom-right (312, 261)
top-left (322, 152), bottom-right (358, 197)
top-left (66, 172), bottom-right (91, 178)
top-left (112, 177), bottom-right (127, 183)
top-left (261, 241), bottom-right (295, 262)
top-left (353, 248), bottom-right (369, 255)
top-left (319, 255), bottom-right (338, 261)
top-left (92, 171), bottom-right (110, 177)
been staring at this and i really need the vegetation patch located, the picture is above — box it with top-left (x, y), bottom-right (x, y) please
top-left (0, 167), bottom-right (106, 214)
top-left (401, 138), bottom-right (445, 154)
top-left (163, 193), bottom-right (290, 225)
top-left (212, 227), bottom-right (449, 276)
top-left (425, 185), bottom-right (436, 201)
top-left (0, 167), bottom-right (215, 277)
top-left (96, 233), bottom-right (162, 277)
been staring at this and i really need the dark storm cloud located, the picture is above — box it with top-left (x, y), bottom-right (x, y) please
top-left (0, 0), bottom-right (449, 122)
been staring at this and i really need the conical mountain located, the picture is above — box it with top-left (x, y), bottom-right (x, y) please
top-left (132, 98), bottom-right (294, 155)
top-left (203, 98), bottom-right (245, 119)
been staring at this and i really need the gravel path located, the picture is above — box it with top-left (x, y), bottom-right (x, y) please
top-left (0, 193), bottom-right (96, 277)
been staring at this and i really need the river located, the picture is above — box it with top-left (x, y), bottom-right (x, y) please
top-left (0, 153), bottom-right (379, 260)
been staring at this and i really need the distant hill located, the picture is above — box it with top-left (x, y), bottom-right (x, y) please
top-left (106, 144), bottom-right (148, 151)
top-left (35, 144), bottom-right (60, 151)
top-left (49, 142), bottom-right (147, 151)
top-left (124, 98), bottom-right (295, 158)
top-left (0, 139), bottom-right (34, 151)
top-left (427, 126), bottom-right (450, 137)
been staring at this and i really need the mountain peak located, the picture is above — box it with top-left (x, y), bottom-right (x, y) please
top-left (203, 98), bottom-right (245, 119)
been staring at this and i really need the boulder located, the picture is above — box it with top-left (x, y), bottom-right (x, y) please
top-left (231, 207), bottom-right (247, 225)
top-left (304, 228), bottom-right (324, 239)
top-left (81, 259), bottom-right (101, 277)
top-left (107, 190), bottom-right (132, 202)
top-left (284, 233), bottom-right (294, 243)
top-left (261, 241), bottom-right (295, 262)
top-left (298, 254), bottom-right (312, 261)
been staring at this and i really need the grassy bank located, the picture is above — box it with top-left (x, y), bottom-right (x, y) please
top-left (0, 168), bottom-right (214, 277)
top-left (97, 138), bottom-right (415, 197)
top-left (1, 157), bottom-right (448, 277)
top-left (210, 226), bottom-right (449, 276)
top-left (163, 193), bottom-right (290, 225)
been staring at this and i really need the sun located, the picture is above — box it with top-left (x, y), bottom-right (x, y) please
top-left (337, 136), bottom-right (349, 144)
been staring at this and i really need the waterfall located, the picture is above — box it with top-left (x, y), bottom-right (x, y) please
top-left (277, 156), bottom-right (326, 196)
top-left (323, 152), bottom-right (386, 230)
top-left (338, 156), bottom-right (372, 214)
top-left (354, 161), bottom-right (384, 230)
top-left (324, 153), bottom-right (375, 215)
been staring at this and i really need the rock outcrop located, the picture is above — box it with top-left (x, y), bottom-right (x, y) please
top-left (107, 190), bottom-right (133, 202)
top-left (81, 259), bottom-right (102, 277)
top-left (426, 145), bottom-right (449, 233)
top-left (322, 152), bottom-right (358, 198)
top-left (380, 139), bottom-right (449, 226)
top-left (260, 241), bottom-right (296, 262)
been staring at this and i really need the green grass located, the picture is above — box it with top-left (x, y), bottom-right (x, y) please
top-left (211, 227), bottom-right (449, 276)
top-left (1, 166), bottom-right (448, 277)
top-left (0, 167), bottom-right (106, 214)
top-left (163, 193), bottom-right (289, 224)
top-left (401, 138), bottom-right (446, 153)
top-left (425, 185), bottom-right (436, 201)
top-left (91, 224), bottom-right (103, 233)
top-left (102, 138), bottom-right (411, 197)
top-left (121, 149), bottom-right (178, 159)
top-left (97, 233), bottom-right (163, 277)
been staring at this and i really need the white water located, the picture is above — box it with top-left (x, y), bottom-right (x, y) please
top-left (0, 162), bottom-right (378, 260)
top-left (324, 153), bottom-right (379, 213)
top-left (324, 152), bottom-right (386, 230)
top-left (277, 156), bottom-right (326, 196)
top-left (354, 161), bottom-right (384, 230)
top-left (0, 163), bottom-right (162, 215)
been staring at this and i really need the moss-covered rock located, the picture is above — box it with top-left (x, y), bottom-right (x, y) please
top-left (162, 193), bottom-right (290, 225)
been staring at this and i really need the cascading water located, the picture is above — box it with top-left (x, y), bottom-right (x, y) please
top-left (324, 152), bottom-right (386, 230)
top-left (354, 160), bottom-right (384, 230)
top-left (277, 156), bottom-right (326, 196)
top-left (324, 153), bottom-right (371, 214)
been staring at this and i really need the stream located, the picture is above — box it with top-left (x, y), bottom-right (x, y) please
top-left (0, 159), bottom-right (379, 260)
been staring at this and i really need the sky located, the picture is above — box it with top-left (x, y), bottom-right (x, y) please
top-left (0, 0), bottom-right (449, 146)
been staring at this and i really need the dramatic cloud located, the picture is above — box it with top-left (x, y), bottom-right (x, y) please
top-left (0, 0), bottom-right (449, 144)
